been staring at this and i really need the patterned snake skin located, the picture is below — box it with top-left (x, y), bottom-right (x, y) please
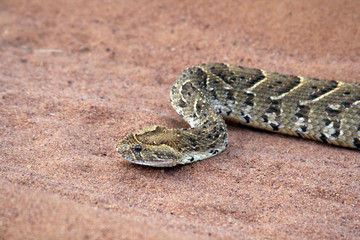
top-left (117, 63), bottom-right (360, 167)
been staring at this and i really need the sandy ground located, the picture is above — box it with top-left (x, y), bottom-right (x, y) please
top-left (1, 0), bottom-right (360, 239)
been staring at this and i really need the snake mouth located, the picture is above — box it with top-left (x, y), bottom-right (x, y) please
top-left (116, 143), bottom-right (178, 167)
top-left (130, 160), bottom-right (178, 167)
top-left (120, 154), bottom-right (178, 167)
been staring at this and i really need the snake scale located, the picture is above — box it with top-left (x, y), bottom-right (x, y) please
top-left (116, 63), bottom-right (360, 167)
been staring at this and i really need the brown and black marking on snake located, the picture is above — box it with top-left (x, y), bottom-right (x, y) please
top-left (169, 65), bottom-right (230, 162)
top-left (117, 63), bottom-right (359, 167)
top-left (187, 63), bottom-right (360, 149)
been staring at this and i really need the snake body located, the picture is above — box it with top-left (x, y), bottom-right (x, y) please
top-left (116, 63), bottom-right (360, 167)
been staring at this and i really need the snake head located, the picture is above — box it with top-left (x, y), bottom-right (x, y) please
top-left (116, 126), bottom-right (182, 167)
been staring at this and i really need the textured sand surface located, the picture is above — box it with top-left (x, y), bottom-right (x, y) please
top-left (1, 0), bottom-right (359, 239)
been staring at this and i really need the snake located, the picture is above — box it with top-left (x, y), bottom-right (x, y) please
top-left (116, 63), bottom-right (360, 167)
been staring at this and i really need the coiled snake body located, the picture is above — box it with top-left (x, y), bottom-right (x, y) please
top-left (117, 63), bottom-right (360, 167)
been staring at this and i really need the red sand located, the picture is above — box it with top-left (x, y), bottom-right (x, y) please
top-left (1, 0), bottom-right (359, 239)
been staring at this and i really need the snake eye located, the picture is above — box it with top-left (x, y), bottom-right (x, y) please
top-left (134, 145), bottom-right (142, 152)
